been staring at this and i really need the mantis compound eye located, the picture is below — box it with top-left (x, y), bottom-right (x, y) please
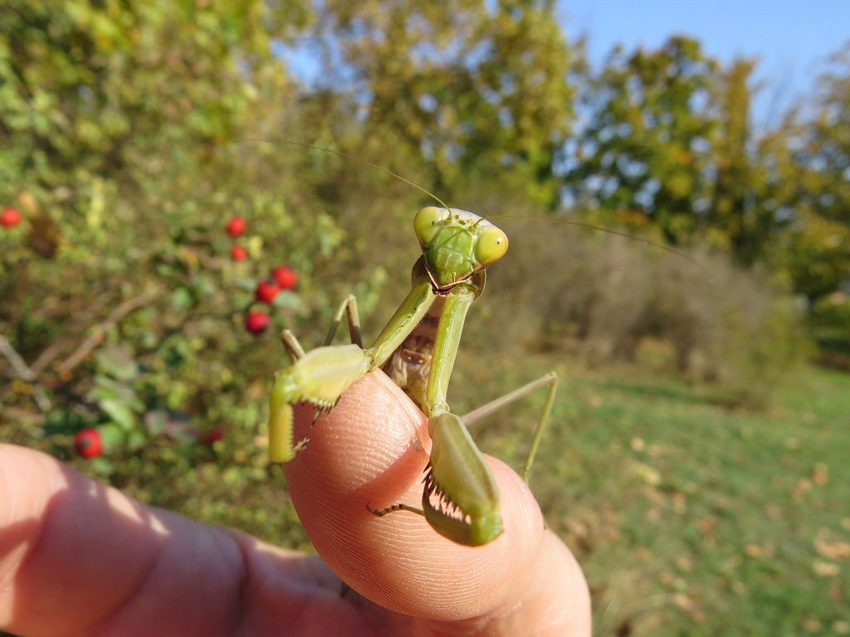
top-left (414, 206), bottom-right (449, 246)
top-left (474, 225), bottom-right (509, 267)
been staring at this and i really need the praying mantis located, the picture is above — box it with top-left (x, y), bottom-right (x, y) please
top-left (267, 154), bottom-right (559, 547)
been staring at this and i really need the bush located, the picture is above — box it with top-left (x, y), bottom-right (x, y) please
top-left (475, 216), bottom-right (810, 409)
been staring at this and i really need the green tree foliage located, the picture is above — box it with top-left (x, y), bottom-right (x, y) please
top-left (309, 0), bottom-right (576, 207)
top-left (0, 0), bottom-right (305, 197)
top-left (707, 59), bottom-right (795, 266)
top-left (564, 34), bottom-right (848, 311)
top-left (2, 5), bottom-right (843, 430)
top-left (564, 37), bottom-right (718, 244)
top-left (782, 44), bottom-right (850, 303)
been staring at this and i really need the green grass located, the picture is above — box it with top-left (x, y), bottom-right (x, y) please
top-left (462, 359), bottom-right (850, 636)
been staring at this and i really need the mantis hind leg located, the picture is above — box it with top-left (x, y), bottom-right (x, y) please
top-left (461, 371), bottom-right (559, 483)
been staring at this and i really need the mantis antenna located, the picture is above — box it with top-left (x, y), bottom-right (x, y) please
top-left (236, 137), bottom-right (703, 266)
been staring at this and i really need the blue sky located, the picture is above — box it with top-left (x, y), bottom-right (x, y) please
top-left (560, 0), bottom-right (850, 125)
top-left (282, 2), bottom-right (849, 126)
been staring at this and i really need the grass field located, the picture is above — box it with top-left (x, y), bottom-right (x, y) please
top-left (464, 357), bottom-right (850, 636)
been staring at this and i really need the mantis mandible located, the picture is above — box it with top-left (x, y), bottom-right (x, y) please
top-left (267, 151), bottom-right (558, 547)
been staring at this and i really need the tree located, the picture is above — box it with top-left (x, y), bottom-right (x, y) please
top-left (305, 0), bottom-right (576, 207)
top-left (564, 36), bottom-right (717, 244)
top-left (783, 43), bottom-right (850, 303)
top-left (0, 0), bottom-right (304, 207)
top-left (707, 58), bottom-right (796, 266)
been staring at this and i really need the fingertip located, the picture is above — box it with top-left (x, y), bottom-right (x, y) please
top-left (283, 371), bottom-right (430, 515)
top-left (280, 374), bottom-right (552, 621)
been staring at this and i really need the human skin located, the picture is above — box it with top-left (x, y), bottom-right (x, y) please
top-left (0, 371), bottom-right (590, 636)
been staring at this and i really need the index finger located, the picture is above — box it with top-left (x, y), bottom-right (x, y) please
top-left (282, 370), bottom-right (590, 632)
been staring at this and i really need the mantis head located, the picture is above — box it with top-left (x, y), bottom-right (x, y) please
top-left (414, 207), bottom-right (509, 292)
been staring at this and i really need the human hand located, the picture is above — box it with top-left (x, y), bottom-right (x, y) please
top-left (0, 371), bottom-right (589, 636)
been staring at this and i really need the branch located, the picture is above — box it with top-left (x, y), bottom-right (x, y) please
top-left (29, 291), bottom-right (112, 375)
top-left (0, 334), bottom-right (52, 412)
top-left (56, 287), bottom-right (163, 375)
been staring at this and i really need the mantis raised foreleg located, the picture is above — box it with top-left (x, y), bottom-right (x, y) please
top-left (268, 206), bottom-right (558, 546)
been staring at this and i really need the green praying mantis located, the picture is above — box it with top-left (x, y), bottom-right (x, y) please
top-left (266, 152), bottom-right (560, 546)
top-left (263, 144), bottom-right (696, 547)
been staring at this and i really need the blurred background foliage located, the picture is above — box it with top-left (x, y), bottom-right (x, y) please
top-left (1, 1), bottom-right (848, 634)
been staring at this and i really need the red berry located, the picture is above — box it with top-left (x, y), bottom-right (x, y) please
top-left (255, 280), bottom-right (280, 304)
top-left (245, 310), bottom-right (271, 335)
top-left (272, 266), bottom-right (297, 290)
top-left (230, 245), bottom-right (248, 261)
top-left (1, 207), bottom-right (22, 228)
top-left (74, 428), bottom-right (103, 458)
top-left (226, 216), bottom-right (246, 237)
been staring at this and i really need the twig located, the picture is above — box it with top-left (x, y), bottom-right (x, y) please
top-left (56, 287), bottom-right (163, 375)
top-left (28, 338), bottom-right (67, 377)
top-left (29, 291), bottom-right (112, 375)
top-left (0, 334), bottom-right (52, 412)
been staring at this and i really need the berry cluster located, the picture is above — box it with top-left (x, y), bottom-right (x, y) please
top-left (226, 216), bottom-right (248, 262)
top-left (223, 216), bottom-right (298, 335)
top-left (247, 265), bottom-right (298, 334)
